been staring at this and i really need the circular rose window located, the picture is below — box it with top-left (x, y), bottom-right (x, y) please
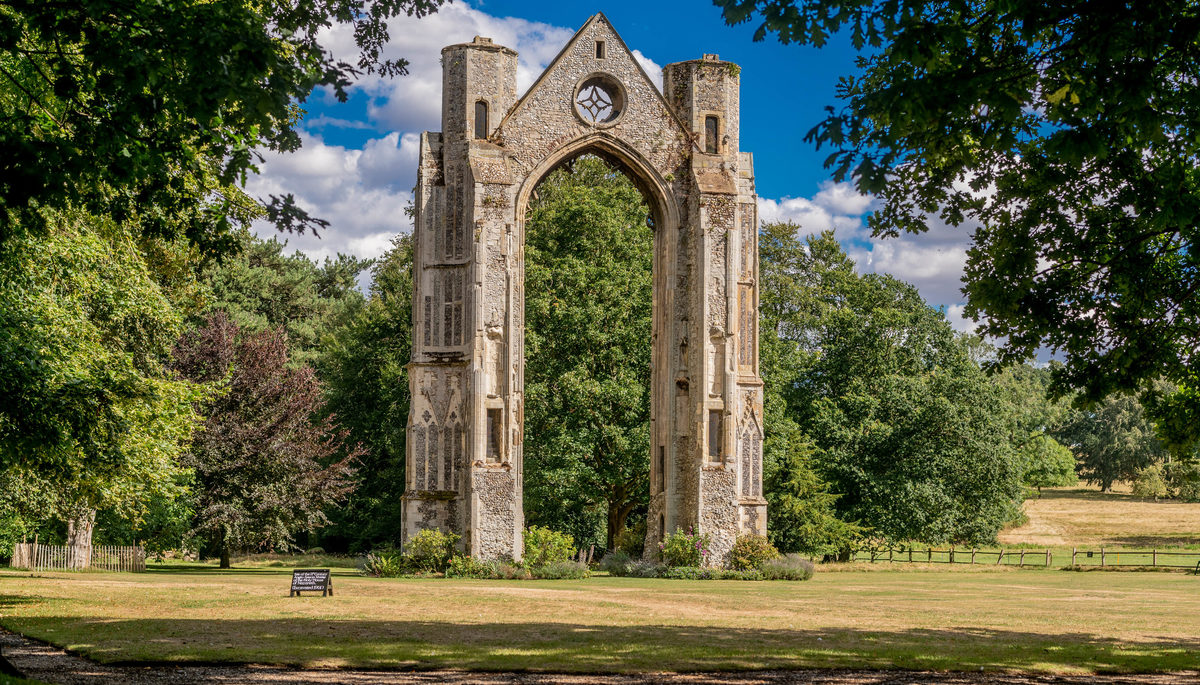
top-left (574, 75), bottom-right (624, 125)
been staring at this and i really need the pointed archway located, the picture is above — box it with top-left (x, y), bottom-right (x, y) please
top-left (403, 14), bottom-right (766, 565)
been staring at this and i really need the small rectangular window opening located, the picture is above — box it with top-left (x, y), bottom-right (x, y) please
top-left (708, 409), bottom-right (722, 461)
top-left (704, 115), bottom-right (719, 154)
top-left (595, 40), bottom-right (606, 59)
top-left (474, 100), bottom-right (488, 140)
top-left (486, 408), bottom-right (502, 461)
top-left (657, 446), bottom-right (665, 492)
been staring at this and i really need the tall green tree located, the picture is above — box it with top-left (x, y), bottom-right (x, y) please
top-left (2, 1), bottom-right (443, 482)
top-left (523, 156), bottom-right (653, 550)
top-left (717, 0), bottom-right (1200, 441)
top-left (0, 211), bottom-right (206, 553)
top-left (316, 236), bottom-right (414, 552)
top-left (172, 313), bottom-right (360, 567)
top-left (1019, 434), bottom-right (1077, 497)
top-left (758, 222), bottom-right (861, 554)
top-left (761, 225), bottom-right (1022, 544)
top-left (1, 0), bottom-right (445, 248)
top-left (200, 231), bottom-right (370, 367)
top-left (1055, 393), bottom-right (1166, 492)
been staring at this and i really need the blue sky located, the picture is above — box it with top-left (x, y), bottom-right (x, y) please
top-left (247, 1), bottom-right (979, 332)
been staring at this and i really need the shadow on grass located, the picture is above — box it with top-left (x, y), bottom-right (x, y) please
top-left (1037, 489), bottom-right (1143, 503)
top-left (4, 616), bottom-right (1198, 675)
top-left (144, 565), bottom-right (359, 576)
top-left (0, 597), bottom-right (42, 609)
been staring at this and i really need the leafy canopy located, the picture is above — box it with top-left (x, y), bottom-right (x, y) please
top-left (523, 155), bottom-right (653, 550)
top-left (1019, 434), bottom-right (1077, 496)
top-left (0, 210), bottom-right (207, 498)
top-left (1055, 392), bottom-right (1165, 492)
top-left (172, 313), bottom-right (360, 565)
top-left (199, 231), bottom-right (371, 367)
top-left (1, 0), bottom-right (445, 250)
top-left (716, 0), bottom-right (1200, 444)
top-left (759, 225), bottom-right (1022, 545)
top-left (315, 235), bottom-right (415, 552)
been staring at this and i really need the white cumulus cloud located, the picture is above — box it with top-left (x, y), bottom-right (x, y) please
top-left (315, 3), bottom-right (575, 133)
top-left (246, 131), bottom-right (420, 263)
top-left (759, 180), bottom-right (980, 332)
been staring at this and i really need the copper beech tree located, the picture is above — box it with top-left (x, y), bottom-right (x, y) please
top-left (173, 313), bottom-right (361, 567)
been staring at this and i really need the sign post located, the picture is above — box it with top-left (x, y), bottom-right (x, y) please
top-left (290, 568), bottom-right (333, 597)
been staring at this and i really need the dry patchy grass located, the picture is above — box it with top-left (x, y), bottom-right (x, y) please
top-left (1, 565), bottom-right (1198, 675)
top-left (1001, 485), bottom-right (1200, 548)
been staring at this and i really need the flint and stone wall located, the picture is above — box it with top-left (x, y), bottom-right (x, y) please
top-left (404, 15), bottom-right (766, 564)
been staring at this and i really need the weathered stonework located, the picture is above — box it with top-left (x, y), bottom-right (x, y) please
top-left (404, 14), bottom-right (766, 565)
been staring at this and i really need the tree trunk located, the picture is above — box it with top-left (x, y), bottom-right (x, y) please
top-left (219, 530), bottom-right (231, 569)
top-left (66, 509), bottom-right (96, 570)
top-left (606, 486), bottom-right (636, 551)
top-left (607, 503), bottom-right (619, 551)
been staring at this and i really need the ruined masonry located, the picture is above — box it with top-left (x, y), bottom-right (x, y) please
top-left (403, 14), bottom-right (766, 564)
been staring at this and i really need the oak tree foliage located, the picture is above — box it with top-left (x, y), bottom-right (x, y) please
top-left (1, 0), bottom-right (447, 250)
top-left (760, 224), bottom-right (1022, 545)
top-left (1055, 392), bottom-right (1166, 492)
top-left (717, 0), bottom-right (1200, 445)
top-left (523, 156), bottom-right (653, 551)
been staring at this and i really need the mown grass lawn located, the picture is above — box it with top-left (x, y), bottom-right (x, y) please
top-left (1001, 485), bottom-right (1200, 549)
top-left (1, 564), bottom-right (1198, 675)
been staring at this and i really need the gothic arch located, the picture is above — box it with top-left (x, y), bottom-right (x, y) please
top-left (404, 14), bottom-right (765, 564)
top-left (514, 134), bottom-right (681, 233)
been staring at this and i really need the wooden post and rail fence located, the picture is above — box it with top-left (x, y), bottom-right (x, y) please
top-left (853, 546), bottom-right (1200, 570)
top-left (9, 543), bottom-right (146, 573)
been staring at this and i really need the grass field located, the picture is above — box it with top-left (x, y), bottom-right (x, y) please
top-left (2, 564), bottom-right (1199, 675)
top-left (1001, 485), bottom-right (1200, 549)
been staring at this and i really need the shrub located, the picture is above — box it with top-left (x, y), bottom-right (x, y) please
top-left (659, 527), bottom-right (711, 567)
top-left (496, 562), bottom-right (532, 580)
top-left (614, 520), bottom-right (646, 557)
top-left (360, 550), bottom-right (413, 577)
top-left (761, 553), bottom-right (815, 581)
top-left (659, 566), bottom-right (773, 580)
top-left (1132, 463), bottom-right (1169, 500)
top-left (524, 525), bottom-right (575, 568)
top-left (626, 560), bottom-right (668, 578)
top-left (1169, 461), bottom-right (1200, 502)
top-left (662, 566), bottom-right (707, 580)
top-left (729, 534), bottom-right (780, 570)
top-left (531, 560), bottom-right (590, 579)
top-left (445, 555), bottom-right (497, 579)
top-left (599, 550), bottom-right (633, 576)
top-left (407, 529), bottom-right (460, 573)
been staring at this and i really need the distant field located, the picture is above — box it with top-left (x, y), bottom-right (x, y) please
top-left (2, 565), bottom-right (1199, 675)
top-left (1000, 485), bottom-right (1200, 549)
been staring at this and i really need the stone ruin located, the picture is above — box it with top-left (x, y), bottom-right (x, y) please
top-left (403, 13), bottom-right (766, 565)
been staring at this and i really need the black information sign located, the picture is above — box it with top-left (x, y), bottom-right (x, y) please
top-left (290, 568), bottom-right (333, 597)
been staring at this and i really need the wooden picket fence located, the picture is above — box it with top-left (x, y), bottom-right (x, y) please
top-left (10, 543), bottom-right (145, 573)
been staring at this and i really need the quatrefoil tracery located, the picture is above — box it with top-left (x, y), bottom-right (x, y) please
top-left (576, 84), bottom-right (613, 122)
top-left (573, 75), bottom-right (623, 125)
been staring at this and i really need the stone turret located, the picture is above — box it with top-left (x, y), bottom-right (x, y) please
top-left (441, 36), bottom-right (518, 142)
top-left (663, 54), bottom-right (740, 160)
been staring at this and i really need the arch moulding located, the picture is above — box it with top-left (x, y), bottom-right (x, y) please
top-left (403, 13), bottom-right (765, 564)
